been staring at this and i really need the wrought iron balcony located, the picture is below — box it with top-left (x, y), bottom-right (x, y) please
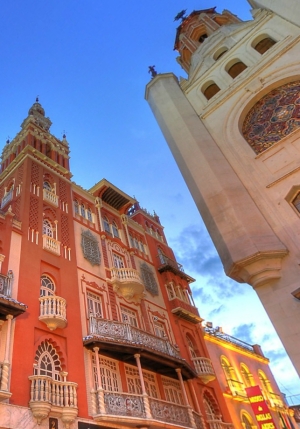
top-left (29, 375), bottom-right (78, 426)
top-left (43, 189), bottom-right (59, 207)
top-left (110, 267), bottom-right (144, 302)
top-left (1, 189), bottom-right (13, 209)
top-left (0, 273), bottom-right (27, 320)
top-left (39, 295), bottom-right (67, 330)
top-left (157, 255), bottom-right (195, 283)
top-left (84, 318), bottom-right (196, 379)
top-left (92, 389), bottom-right (194, 429)
top-left (42, 235), bottom-right (61, 255)
top-left (192, 357), bottom-right (216, 384)
top-left (169, 297), bottom-right (202, 324)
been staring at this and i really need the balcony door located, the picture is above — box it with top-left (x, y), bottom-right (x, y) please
top-left (121, 306), bottom-right (138, 328)
top-left (87, 291), bottom-right (103, 318)
top-left (112, 253), bottom-right (124, 269)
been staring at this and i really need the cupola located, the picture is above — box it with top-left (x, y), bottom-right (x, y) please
top-left (21, 97), bottom-right (52, 131)
top-left (174, 8), bottom-right (240, 73)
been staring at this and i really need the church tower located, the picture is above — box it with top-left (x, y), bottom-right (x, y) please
top-left (146, 0), bottom-right (300, 374)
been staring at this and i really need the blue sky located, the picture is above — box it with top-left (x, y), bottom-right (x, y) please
top-left (1, 0), bottom-right (299, 401)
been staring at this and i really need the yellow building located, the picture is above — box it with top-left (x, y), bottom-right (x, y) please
top-left (204, 324), bottom-right (294, 429)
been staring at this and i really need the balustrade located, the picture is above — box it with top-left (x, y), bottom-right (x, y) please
top-left (227, 379), bottom-right (247, 398)
top-left (1, 189), bottom-right (13, 209)
top-left (192, 357), bottom-right (216, 383)
top-left (104, 391), bottom-right (146, 417)
top-left (149, 397), bottom-right (190, 426)
top-left (43, 189), bottom-right (59, 207)
top-left (92, 389), bottom-right (194, 428)
top-left (29, 375), bottom-right (77, 408)
top-left (110, 267), bottom-right (144, 302)
top-left (89, 317), bottom-right (180, 359)
top-left (39, 295), bottom-right (67, 330)
top-left (0, 274), bottom-right (12, 297)
top-left (42, 235), bottom-right (61, 255)
top-left (193, 411), bottom-right (206, 429)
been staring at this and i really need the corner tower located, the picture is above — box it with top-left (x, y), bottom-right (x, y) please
top-left (146, 0), bottom-right (300, 374)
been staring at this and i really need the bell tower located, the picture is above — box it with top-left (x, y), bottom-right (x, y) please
top-left (0, 100), bottom-right (87, 414)
top-left (146, 0), bottom-right (300, 374)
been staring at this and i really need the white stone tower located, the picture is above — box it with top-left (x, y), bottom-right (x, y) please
top-left (146, 1), bottom-right (300, 374)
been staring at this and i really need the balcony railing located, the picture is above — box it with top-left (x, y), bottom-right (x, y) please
top-left (88, 318), bottom-right (180, 359)
top-left (227, 379), bottom-right (247, 399)
top-left (169, 297), bottom-right (202, 323)
top-left (207, 420), bottom-right (234, 429)
top-left (42, 235), bottom-right (61, 256)
top-left (43, 189), bottom-right (59, 207)
top-left (92, 390), bottom-right (192, 427)
top-left (0, 361), bottom-right (12, 400)
top-left (149, 397), bottom-right (190, 426)
top-left (269, 391), bottom-right (284, 408)
top-left (157, 255), bottom-right (195, 283)
top-left (104, 391), bottom-right (146, 418)
top-left (193, 411), bottom-right (206, 429)
top-left (0, 274), bottom-right (12, 298)
top-left (39, 295), bottom-right (67, 330)
top-left (110, 267), bottom-right (144, 302)
top-left (29, 375), bottom-right (78, 425)
top-left (192, 357), bottom-right (216, 384)
top-left (1, 189), bottom-right (13, 209)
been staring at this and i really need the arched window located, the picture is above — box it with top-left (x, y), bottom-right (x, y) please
top-left (241, 411), bottom-right (254, 429)
top-left (40, 275), bottom-right (55, 297)
top-left (258, 370), bottom-right (273, 396)
top-left (87, 208), bottom-right (93, 222)
top-left (74, 199), bottom-right (79, 215)
top-left (103, 216), bottom-right (111, 234)
top-left (254, 37), bottom-right (276, 55)
top-left (43, 181), bottom-right (52, 191)
top-left (34, 341), bottom-right (62, 381)
top-left (158, 248), bottom-right (166, 264)
top-left (227, 61), bottom-right (247, 79)
top-left (43, 219), bottom-right (53, 237)
top-left (203, 392), bottom-right (220, 421)
top-left (221, 356), bottom-right (245, 397)
top-left (166, 283), bottom-right (175, 300)
top-left (186, 335), bottom-right (198, 359)
top-left (214, 47), bottom-right (228, 60)
top-left (80, 204), bottom-right (86, 218)
top-left (240, 364), bottom-right (254, 387)
top-left (112, 221), bottom-right (119, 238)
top-left (203, 83), bottom-right (221, 100)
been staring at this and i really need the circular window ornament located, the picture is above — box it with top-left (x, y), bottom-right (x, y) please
top-left (242, 81), bottom-right (300, 154)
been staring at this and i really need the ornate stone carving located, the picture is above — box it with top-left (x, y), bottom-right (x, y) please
top-left (243, 81), bottom-right (300, 154)
top-left (140, 263), bottom-right (158, 296)
top-left (81, 230), bottom-right (101, 266)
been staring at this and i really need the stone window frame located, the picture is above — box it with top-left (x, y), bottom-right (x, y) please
top-left (285, 186), bottom-right (300, 217)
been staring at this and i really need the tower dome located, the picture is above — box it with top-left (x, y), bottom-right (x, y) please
top-left (174, 8), bottom-right (241, 73)
top-left (21, 97), bottom-right (52, 131)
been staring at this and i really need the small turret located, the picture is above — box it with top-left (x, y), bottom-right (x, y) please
top-left (174, 8), bottom-right (240, 73)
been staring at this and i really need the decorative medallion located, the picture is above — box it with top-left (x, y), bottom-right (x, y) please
top-left (243, 81), bottom-right (300, 154)
top-left (81, 230), bottom-right (101, 266)
top-left (140, 263), bottom-right (159, 296)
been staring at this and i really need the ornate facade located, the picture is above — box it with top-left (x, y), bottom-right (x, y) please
top-left (146, 0), bottom-right (300, 375)
top-left (0, 102), bottom-right (232, 428)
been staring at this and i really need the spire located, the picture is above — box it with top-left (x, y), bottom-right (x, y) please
top-left (21, 98), bottom-right (52, 131)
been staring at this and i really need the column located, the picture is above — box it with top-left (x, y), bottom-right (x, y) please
top-left (134, 354), bottom-right (152, 419)
top-left (176, 368), bottom-right (196, 428)
top-left (1, 315), bottom-right (13, 391)
top-left (93, 347), bottom-right (105, 414)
